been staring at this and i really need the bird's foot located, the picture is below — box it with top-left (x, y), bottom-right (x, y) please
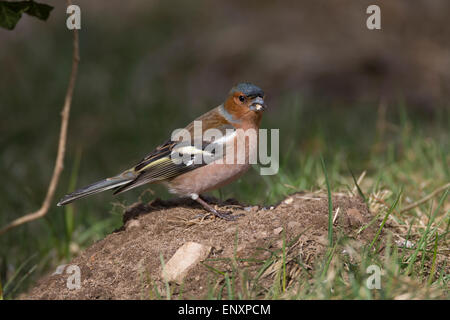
top-left (210, 208), bottom-right (243, 221)
top-left (193, 195), bottom-right (243, 221)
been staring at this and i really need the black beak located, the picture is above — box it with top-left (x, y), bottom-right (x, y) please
top-left (249, 96), bottom-right (266, 111)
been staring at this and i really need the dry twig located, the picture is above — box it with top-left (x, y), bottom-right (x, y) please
top-left (400, 182), bottom-right (450, 214)
top-left (0, 3), bottom-right (79, 236)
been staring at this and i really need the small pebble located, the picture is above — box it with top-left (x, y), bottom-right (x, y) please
top-left (396, 240), bottom-right (414, 248)
top-left (126, 219), bottom-right (141, 229)
top-left (273, 227), bottom-right (283, 235)
top-left (288, 221), bottom-right (301, 229)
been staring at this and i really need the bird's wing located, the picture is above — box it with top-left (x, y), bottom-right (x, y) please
top-left (113, 140), bottom-right (205, 194)
top-left (134, 105), bottom-right (230, 171)
top-left (113, 121), bottom-right (236, 195)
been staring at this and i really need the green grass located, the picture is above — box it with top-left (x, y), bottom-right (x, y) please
top-left (320, 156), bottom-right (334, 248)
top-left (368, 189), bottom-right (402, 251)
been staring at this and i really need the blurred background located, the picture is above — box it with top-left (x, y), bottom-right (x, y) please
top-left (0, 0), bottom-right (448, 297)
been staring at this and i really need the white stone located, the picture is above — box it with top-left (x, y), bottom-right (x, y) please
top-left (162, 242), bottom-right (211, 284)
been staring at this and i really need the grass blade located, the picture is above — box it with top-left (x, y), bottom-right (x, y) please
top-left (369, 189), bottom-right (402, 251)
top-left (406, 188), bottom-right (448, 275)
top-left (159, 253), bottom-right (171, 300)
top-left (282, 230), bottom-right (286, 292)
top-left (427, 231), bottom-right (439, 285)
top-left (349, 166), bottom-right (367, 203)
top-left (320, 156), bottom-right (333, 248)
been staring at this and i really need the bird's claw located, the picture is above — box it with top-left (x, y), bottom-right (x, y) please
top-left (193, 196), bottom-right (244, 221)
top-left (195, 209), bottom-right (242, 221)
top-left (212, 209), bottom-right (243, 221)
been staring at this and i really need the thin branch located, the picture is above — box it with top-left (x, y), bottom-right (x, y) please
top-left (400, 182), bottom-right (450, 214)
top-left (0, 6), bottom-right (79, 236)
top-left (332, 207), bottom-right (340, 224)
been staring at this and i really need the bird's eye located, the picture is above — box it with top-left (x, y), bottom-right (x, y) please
top-left (239, 95), bottom-right (245, 102)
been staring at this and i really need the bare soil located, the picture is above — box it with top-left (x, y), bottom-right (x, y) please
top-left (24, 192), bottom-right (377, 299)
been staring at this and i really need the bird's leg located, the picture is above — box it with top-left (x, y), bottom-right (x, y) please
top-left (191, 194), bottom-right (241, 221)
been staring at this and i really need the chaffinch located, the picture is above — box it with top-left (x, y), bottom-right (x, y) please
top-left (57, 82), bottom-right (267, 220)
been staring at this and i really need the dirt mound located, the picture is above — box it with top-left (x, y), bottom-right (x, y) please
top-left (24, 192), bottom-right (375, 299)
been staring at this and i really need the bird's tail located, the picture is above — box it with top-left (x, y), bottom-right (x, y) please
top-left (57, 170), bottom-right (136, 206)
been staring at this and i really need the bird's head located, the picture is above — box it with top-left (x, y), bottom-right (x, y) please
top-left (223, 82), bottom-right (266, 124)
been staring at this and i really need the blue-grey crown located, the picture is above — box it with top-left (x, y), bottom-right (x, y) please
top-left (230, 82), bottom-right (264, 98)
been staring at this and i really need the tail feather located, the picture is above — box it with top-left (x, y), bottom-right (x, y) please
top-left (57, 172), bottom-right (135, 206)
